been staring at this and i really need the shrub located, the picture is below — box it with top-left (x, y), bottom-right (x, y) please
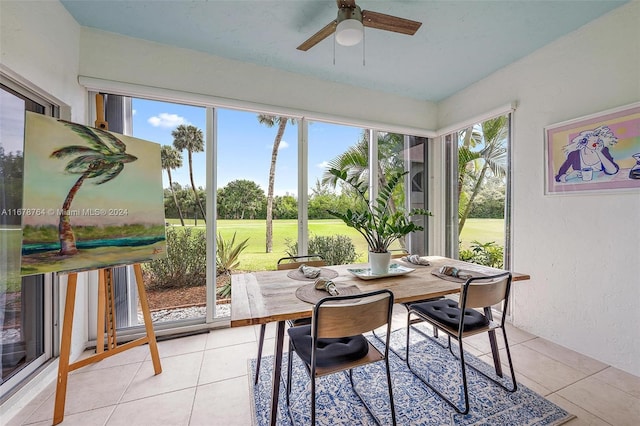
top-left (216, 232), bottom-right (249, 300)
top-left (459, 240), bottom-right (504, 268)
top-left (143, 227), bottom-right (206, 290)
top-left (216, 231), bottom-right (250, 276)
top-left (285, 234), bottom-right (359, 266)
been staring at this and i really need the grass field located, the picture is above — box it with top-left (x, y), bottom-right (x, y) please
top-left (166, 218), bottom-right (505, 271)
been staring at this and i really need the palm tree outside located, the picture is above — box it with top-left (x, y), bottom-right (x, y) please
top-left (161, 145), bottom-right (186, 226)
top-left (257, 114), bottom-right (295, 253)
top-left (172, 124), bottom-right (206, 223)
top-left (457, 116), bottom-right (508, 234)
top-left (50, 121), bottom-right (137, 255)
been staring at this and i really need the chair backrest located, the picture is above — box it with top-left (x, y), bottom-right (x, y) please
top-left (276, 254), bottom-right (327, 270)
top-left (313, 290), bottom-right (394, 339)
top-left (460, 272), bottom-right (512, 310)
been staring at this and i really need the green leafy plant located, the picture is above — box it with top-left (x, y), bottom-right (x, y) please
top-left (285, 234), bottom-right (359, 266)
top-left (216, 231), bottom-right (250, 276)
top-left (143, 227), bottom-right (206, 290)
top-left (459, 240), bottom-right (504, 268)
top-left (326, 168), bottom-right (431, 253)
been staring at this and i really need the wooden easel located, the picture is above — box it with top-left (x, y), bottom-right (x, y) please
top-left (52, 94), bottom-right (162, 424)
top-left (53, 265), bottom-right (161, 424)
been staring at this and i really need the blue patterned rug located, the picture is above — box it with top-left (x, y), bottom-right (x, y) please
top-left (250, 325), bottom-right (575, 425)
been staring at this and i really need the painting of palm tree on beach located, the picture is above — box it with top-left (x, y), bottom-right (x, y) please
top-left (20, 112), bottom-right (166, 276)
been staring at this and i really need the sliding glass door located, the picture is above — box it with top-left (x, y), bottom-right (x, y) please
top-left (1, 82), bottom-right (54, 398)
top-left (445, 113), bottom-right (512, 269)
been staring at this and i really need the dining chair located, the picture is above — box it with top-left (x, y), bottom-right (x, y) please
top-left (405, 271), bottom-right (516, 414)
top-left (285, 289), bottom-right (397, 425)
top-left (254, 254), bottom-right (327, 385)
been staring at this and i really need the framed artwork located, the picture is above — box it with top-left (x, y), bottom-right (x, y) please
top-left (545, 102), bottom-right (640, 195)
top-left (20, 112), bottom-right (167, 276)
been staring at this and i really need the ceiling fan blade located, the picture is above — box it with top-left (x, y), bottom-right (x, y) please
top-left (361, 10), bottom-right (422, 35)
top-left (336, 0), bottom-right (356, 9)
top-left (297, 20), bottom-right (337, 51)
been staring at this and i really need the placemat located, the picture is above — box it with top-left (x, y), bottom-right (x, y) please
top-left (295, 283), bottom-right (361, 304)
top-left (287, 267), bottom-right (338, 281)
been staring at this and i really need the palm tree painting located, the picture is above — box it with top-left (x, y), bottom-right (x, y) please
top-left (20, 113), bottom-right (166, 276)
top-left (51, 120), bottom-right (138, 255)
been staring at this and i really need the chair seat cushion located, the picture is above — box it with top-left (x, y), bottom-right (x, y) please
top-left (288, 325), bottom-right (369, 368)
top-left (411, 299), bottom-right (489, 331)
top-left (287, 317), bottom-right (311, 327)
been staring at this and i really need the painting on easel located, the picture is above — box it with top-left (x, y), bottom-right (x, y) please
top-left (20, 112), bottom-right (166, 275)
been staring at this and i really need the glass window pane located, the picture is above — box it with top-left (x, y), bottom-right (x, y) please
top-left (308, 122), bottom-right (367, 264)
top-left (129, 98), bottom-right (209, 323)
top-left (216, 109), bottom-right (298, 273)
top-left (456, 115), bottom-right (509, 268)
top-left (1, 85), bottom-right (45, 389)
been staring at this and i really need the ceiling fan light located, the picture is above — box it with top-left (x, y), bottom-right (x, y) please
top-left (336, 18), bottom-right (363, 46)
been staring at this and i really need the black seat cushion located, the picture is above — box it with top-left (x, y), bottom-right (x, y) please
top-left (411, 299), bottom-right (489, 331)
top-left (288, 317), bottom-right (311, 327)
top-left (288, 325), bottom-right (369, 368)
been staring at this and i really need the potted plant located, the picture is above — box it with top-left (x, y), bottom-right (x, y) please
top-left (326, 168), bottom-right (431, 275)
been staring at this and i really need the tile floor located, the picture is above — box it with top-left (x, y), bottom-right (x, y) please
top-left (5, 307), bottom-right (640, 426)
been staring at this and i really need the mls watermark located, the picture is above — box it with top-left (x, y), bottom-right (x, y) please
top-left (1, 208), bottom-right (129, 217)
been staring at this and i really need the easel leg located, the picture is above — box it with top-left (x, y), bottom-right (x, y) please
top-left (105, 268), bottom-right (117, 350)
top-left (53, 273), bottom-right (78, 425)
top-left (96, 270), bottom-right (106, 354)
top-left (134, 264), bottom-right (161, 374)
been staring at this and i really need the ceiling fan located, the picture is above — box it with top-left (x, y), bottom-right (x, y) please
top-left (297, 0), bottom-right (422, 51)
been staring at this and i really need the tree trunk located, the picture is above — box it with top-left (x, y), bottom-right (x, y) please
top-left (459, 160), bottom-right (490, 233)
top-left (188, 151), bottom-right (206, 223)
top-left (265, 120), bottom-right (287, 253)
top-left (58, 173), bottom-right (88, 255)
top-left (167, 169), bottom-right (185, 226)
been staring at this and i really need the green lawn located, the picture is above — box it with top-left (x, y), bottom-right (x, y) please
top-left (166, 218), bottom-right (504, 271)
top-left (459, 218), bottom-right (505, 249)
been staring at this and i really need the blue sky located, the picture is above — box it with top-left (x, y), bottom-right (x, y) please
top-left (131, 98), bottom-right (363, 196)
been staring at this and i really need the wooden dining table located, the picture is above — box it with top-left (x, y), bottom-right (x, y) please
top-left (231, 255), bottom-right (530, 426)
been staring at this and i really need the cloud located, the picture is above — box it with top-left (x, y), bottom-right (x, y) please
top-left (148, 113), bottom-right (188, 128)
top-left (132, 109), bottom-right (137, 116)
top-left (266, 140), bottom-right (290, 150)
top-left (316, 161), bottom-right (329, 168)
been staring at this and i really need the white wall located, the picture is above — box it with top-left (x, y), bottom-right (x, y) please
top-left (77, 29), bottom-right (437, 132)
top-left (438, 2), bottom-right (640, 375)
top-left (1, 0), bottom-right (90, 363)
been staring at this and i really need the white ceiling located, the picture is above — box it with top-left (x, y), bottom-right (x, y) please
top-left (60, 0), bottom-right (627, 102)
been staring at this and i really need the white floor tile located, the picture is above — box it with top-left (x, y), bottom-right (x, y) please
top-left (120, 352), bottom-right (202, 402)
top-left (557, 376), bottom-right (640, 426)
top-left (107, 388), bottom-right (195, 426)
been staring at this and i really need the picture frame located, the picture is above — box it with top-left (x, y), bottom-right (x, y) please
top-left (544, 101), bottom-right (640, 195)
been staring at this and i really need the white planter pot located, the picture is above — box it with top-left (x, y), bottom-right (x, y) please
top-left (369, 251), bottom-right (391, 275)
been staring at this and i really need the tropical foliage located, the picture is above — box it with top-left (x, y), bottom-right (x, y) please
top-left (216, 231), bottom-right (250, 276)
top-left (459, 240), bottom-right (504, 268)
top-left (326, 168), bottom-right (430, 253)
top-left (285, 234), bottom-right (359, 266)
top-left (161, 145), bottom-right (185, 226)
top-left (172, 124), bottom-right (206, 222)
top-left (457, 116), bottom-right (508, 233)
top-left (143, 226), bottom-right (206, 290)
top-left (257, 114), bottom-right (296, 253)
